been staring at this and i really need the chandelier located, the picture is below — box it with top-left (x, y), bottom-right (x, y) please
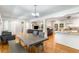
top-left (32, 5), bottom-right (39, 17)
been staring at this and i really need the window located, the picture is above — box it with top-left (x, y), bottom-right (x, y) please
top-left (60, 23), bottom-right (64, 28)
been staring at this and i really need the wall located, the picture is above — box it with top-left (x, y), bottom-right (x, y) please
top-left (0, 18), bottom-right (30, 35)
top-left (10, 20), bottom-right (22, 34)
top-left (68, 18), bottom-right (79, 27)
top-left (10, 20), bottom-right (30, 34)
top-left (0, 22), bottom-right (3, 35)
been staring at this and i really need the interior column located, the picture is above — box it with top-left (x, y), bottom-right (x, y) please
top-left (43, 19), bottom-right (48, 38)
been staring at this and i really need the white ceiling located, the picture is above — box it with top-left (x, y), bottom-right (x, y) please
top-left (0, 5), bottom-right (79, 20)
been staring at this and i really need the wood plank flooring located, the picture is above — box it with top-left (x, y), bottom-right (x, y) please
top-left (0, 43), bottom-right (9, 53)
top-left (0, 33), bottom-right (79, 53)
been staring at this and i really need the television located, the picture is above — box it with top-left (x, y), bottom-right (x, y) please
top-left (34, 26), bottom-right (39, 29)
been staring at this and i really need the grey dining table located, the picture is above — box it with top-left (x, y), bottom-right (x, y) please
top-left (17, 34), bottom-right (47, 52)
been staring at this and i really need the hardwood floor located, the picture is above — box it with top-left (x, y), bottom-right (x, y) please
top-left (55, 43), bottom-right (79, 53)
top-left (44, 34), bottom-right (56, 53)
top-left (0, 33), bottom-right (79, 53)
top-left (0, 43), bottom-right (9, 53)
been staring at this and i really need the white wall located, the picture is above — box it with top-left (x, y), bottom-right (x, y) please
top-left (0, 19), bottom-right (30, 35)
top-left (23, 21), bottom-right (31, 33)
top-left (0, 22), bottom-right (3, 35)
top-left (10, 20), bottom-right (30, 34)
top-left (10, 20), bottom-right (22, 34)
top-left (1, 20), bottom-right (22, 35)
top-left (69, 18), bottom-right (79, 27)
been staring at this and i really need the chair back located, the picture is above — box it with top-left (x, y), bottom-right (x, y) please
top-left (33, 31), bottom-right (38, 35)
top-left (39, 32), bottom-right (44, 38)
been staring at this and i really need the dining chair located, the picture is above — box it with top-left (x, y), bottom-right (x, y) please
top-left (39, 32), bottom-right (44, 38)
top-left (33, 31), bottom-right (38, 35)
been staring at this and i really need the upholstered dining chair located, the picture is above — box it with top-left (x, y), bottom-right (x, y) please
top-left (39, 32), bottom-right (44, 38)
top-left (33, 31), bottom-right (38, 35)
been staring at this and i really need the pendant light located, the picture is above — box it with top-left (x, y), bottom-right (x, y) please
top-left (32, 5), bottom-right (39, 17)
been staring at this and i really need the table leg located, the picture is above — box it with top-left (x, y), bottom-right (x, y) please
top-left (28, 46), bottom-right (33, 53)
top-left (34, 43), bottom-right (44, 53)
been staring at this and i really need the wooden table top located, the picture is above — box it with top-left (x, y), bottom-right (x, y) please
top-left (17, 34), bottom-right (47, 47)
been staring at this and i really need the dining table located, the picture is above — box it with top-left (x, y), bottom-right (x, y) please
top-left (16, 34), bottom-right (47, 52)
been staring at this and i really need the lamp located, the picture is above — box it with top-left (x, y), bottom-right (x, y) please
top-left (32, 5), bottom-right (39, 17)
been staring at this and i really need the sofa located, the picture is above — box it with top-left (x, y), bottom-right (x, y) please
top-left (1, 31), bottom-right (15, 44)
